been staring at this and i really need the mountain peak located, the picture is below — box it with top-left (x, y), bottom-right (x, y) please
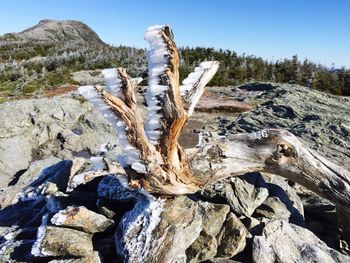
top-left (3, 19), bottom-right (104, 44)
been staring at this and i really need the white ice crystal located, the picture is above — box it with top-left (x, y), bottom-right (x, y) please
top-left (78, 85), bottom-right (119, 131)
top-left (31, 213), bottom-right (49, 256)
top-left (102, 68), bottom-right (124, 99)
top-left (180, 61), bottom-right (220, 115)
top-left (79, 83), bottom-right (146, 174)
top-left (117, 193), bottom-right (165, 262)
top-left (247, 130), bottom-right (269, 140)
top-left (144, 25), bottom-right (169, 145)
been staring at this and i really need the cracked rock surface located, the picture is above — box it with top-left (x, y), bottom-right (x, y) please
top-left (1, 83), bottom-right (350, 262)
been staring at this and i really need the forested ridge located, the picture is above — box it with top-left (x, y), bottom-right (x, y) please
top-left (0, 40), bottom-right (349, 102)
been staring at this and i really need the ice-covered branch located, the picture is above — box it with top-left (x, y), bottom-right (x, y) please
top-left (79, 25), bottom-right (219, 194)
top-left (180, 61), bottom-right (220, 115)
top-left (144, 25), bottom-right (190, 170)
top-left (79, 71), bottom-right (148, 176)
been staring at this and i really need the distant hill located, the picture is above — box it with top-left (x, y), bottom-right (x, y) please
top-left (0, 20), bottom-right (146, 101)
top-left (0, 19), bottom-right (103, 44)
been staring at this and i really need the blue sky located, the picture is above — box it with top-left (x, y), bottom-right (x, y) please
top-left (0, 0), bottom-right (349, 68)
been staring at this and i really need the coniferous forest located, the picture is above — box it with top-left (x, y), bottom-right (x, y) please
top-left (0, 41), bottom-right (349, 101)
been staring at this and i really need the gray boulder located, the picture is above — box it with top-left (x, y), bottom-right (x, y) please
top-left (261, 174), bottom-right (304, 225)
top-left (51, 206), bottom-right (114, 233)
top-left (186, 202), bottom-right (230, 262)
top-left (36, 226), bottom-right (93, 257)
top-left (216, 212), bottom-right (248, 259)
top-left (0, 96), bottom-right (119, 188)
top-left (252, 219), bottom-right (350, 263)
top-left (200, 173), bottom-right (269, 217)
top-left (254, 196), bottom-right (291, 220)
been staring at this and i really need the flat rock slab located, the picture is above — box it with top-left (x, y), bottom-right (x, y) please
top-left (0, 97), bottom-right (119, 188)
top-left (225, 83), bottom-right (350, 170)
top-left (39, 226), bottom-right (93, 257)
top-left (197, 90), bottom-right (255, 113)
top-left (252, 219), bottom-right (350, 263)
top-left (51, 206), bottom-right (114, 233)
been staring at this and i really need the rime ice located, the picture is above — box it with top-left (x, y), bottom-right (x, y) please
top-left (144, 25), bottom-right (170, 145)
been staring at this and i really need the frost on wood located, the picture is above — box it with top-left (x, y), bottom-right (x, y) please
top-left (144, 25), bottom-right (170, 145)
top-left (78, 85), bottom-right (120, 131)
top-left (77, 24), bottom-right (350, 218)
top-left (78, 24), bottom-right (219, 195)
top-left (180, 61), bottom-right (220, 115)
top-left (79, 70), bottom-right (146, 175)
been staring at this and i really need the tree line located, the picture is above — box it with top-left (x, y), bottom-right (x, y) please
top-left (0, 41), bottom-right (349, 100)
top-left (179, 47), bottom-right (350, 96)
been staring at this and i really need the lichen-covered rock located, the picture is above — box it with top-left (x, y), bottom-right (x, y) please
top-left (261, 174), bottom-right (304, 225)
top-left (252, 219), bottom-right (350, 263)
top-left (187, 232), bottom-right (218, 263)
top-left (0, 157), bottom-right (61, 208)
top-left (35, 226), bottom-right (93, 257)
top-left (216, 212), bottom-right (248, 258)
top-left (186, 202), bottom-right (230, 262)
top-left (200, 173), bottom-right (269, 217)
top-left (48, 251), bottom-right (101, 262)
top-left (224, 83), bottom-right (350, 170)
top-left (0, 97), bottom-right (119, 188)
top-left (116, 195), bottom-right (203, 263)
top-left (254, 196), bottom-right (291, 220)
top-left (148, 196), bottom-right (203, 263)
top-left (240, 216), bottom-right (264, 237)
top-left (51, 206), bottom-right (114, 233)
top-left (293, 184), bottom-right (344, 251)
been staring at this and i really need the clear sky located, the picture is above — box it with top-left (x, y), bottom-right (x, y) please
top-left (0, 0), bottom-right (349, 68)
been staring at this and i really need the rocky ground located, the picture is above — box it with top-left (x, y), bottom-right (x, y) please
top-left (0, 82), bottom-right (349, 262)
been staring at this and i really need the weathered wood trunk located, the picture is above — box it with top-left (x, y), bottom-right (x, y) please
top-left (190, 130), bottom-right (350, 213)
